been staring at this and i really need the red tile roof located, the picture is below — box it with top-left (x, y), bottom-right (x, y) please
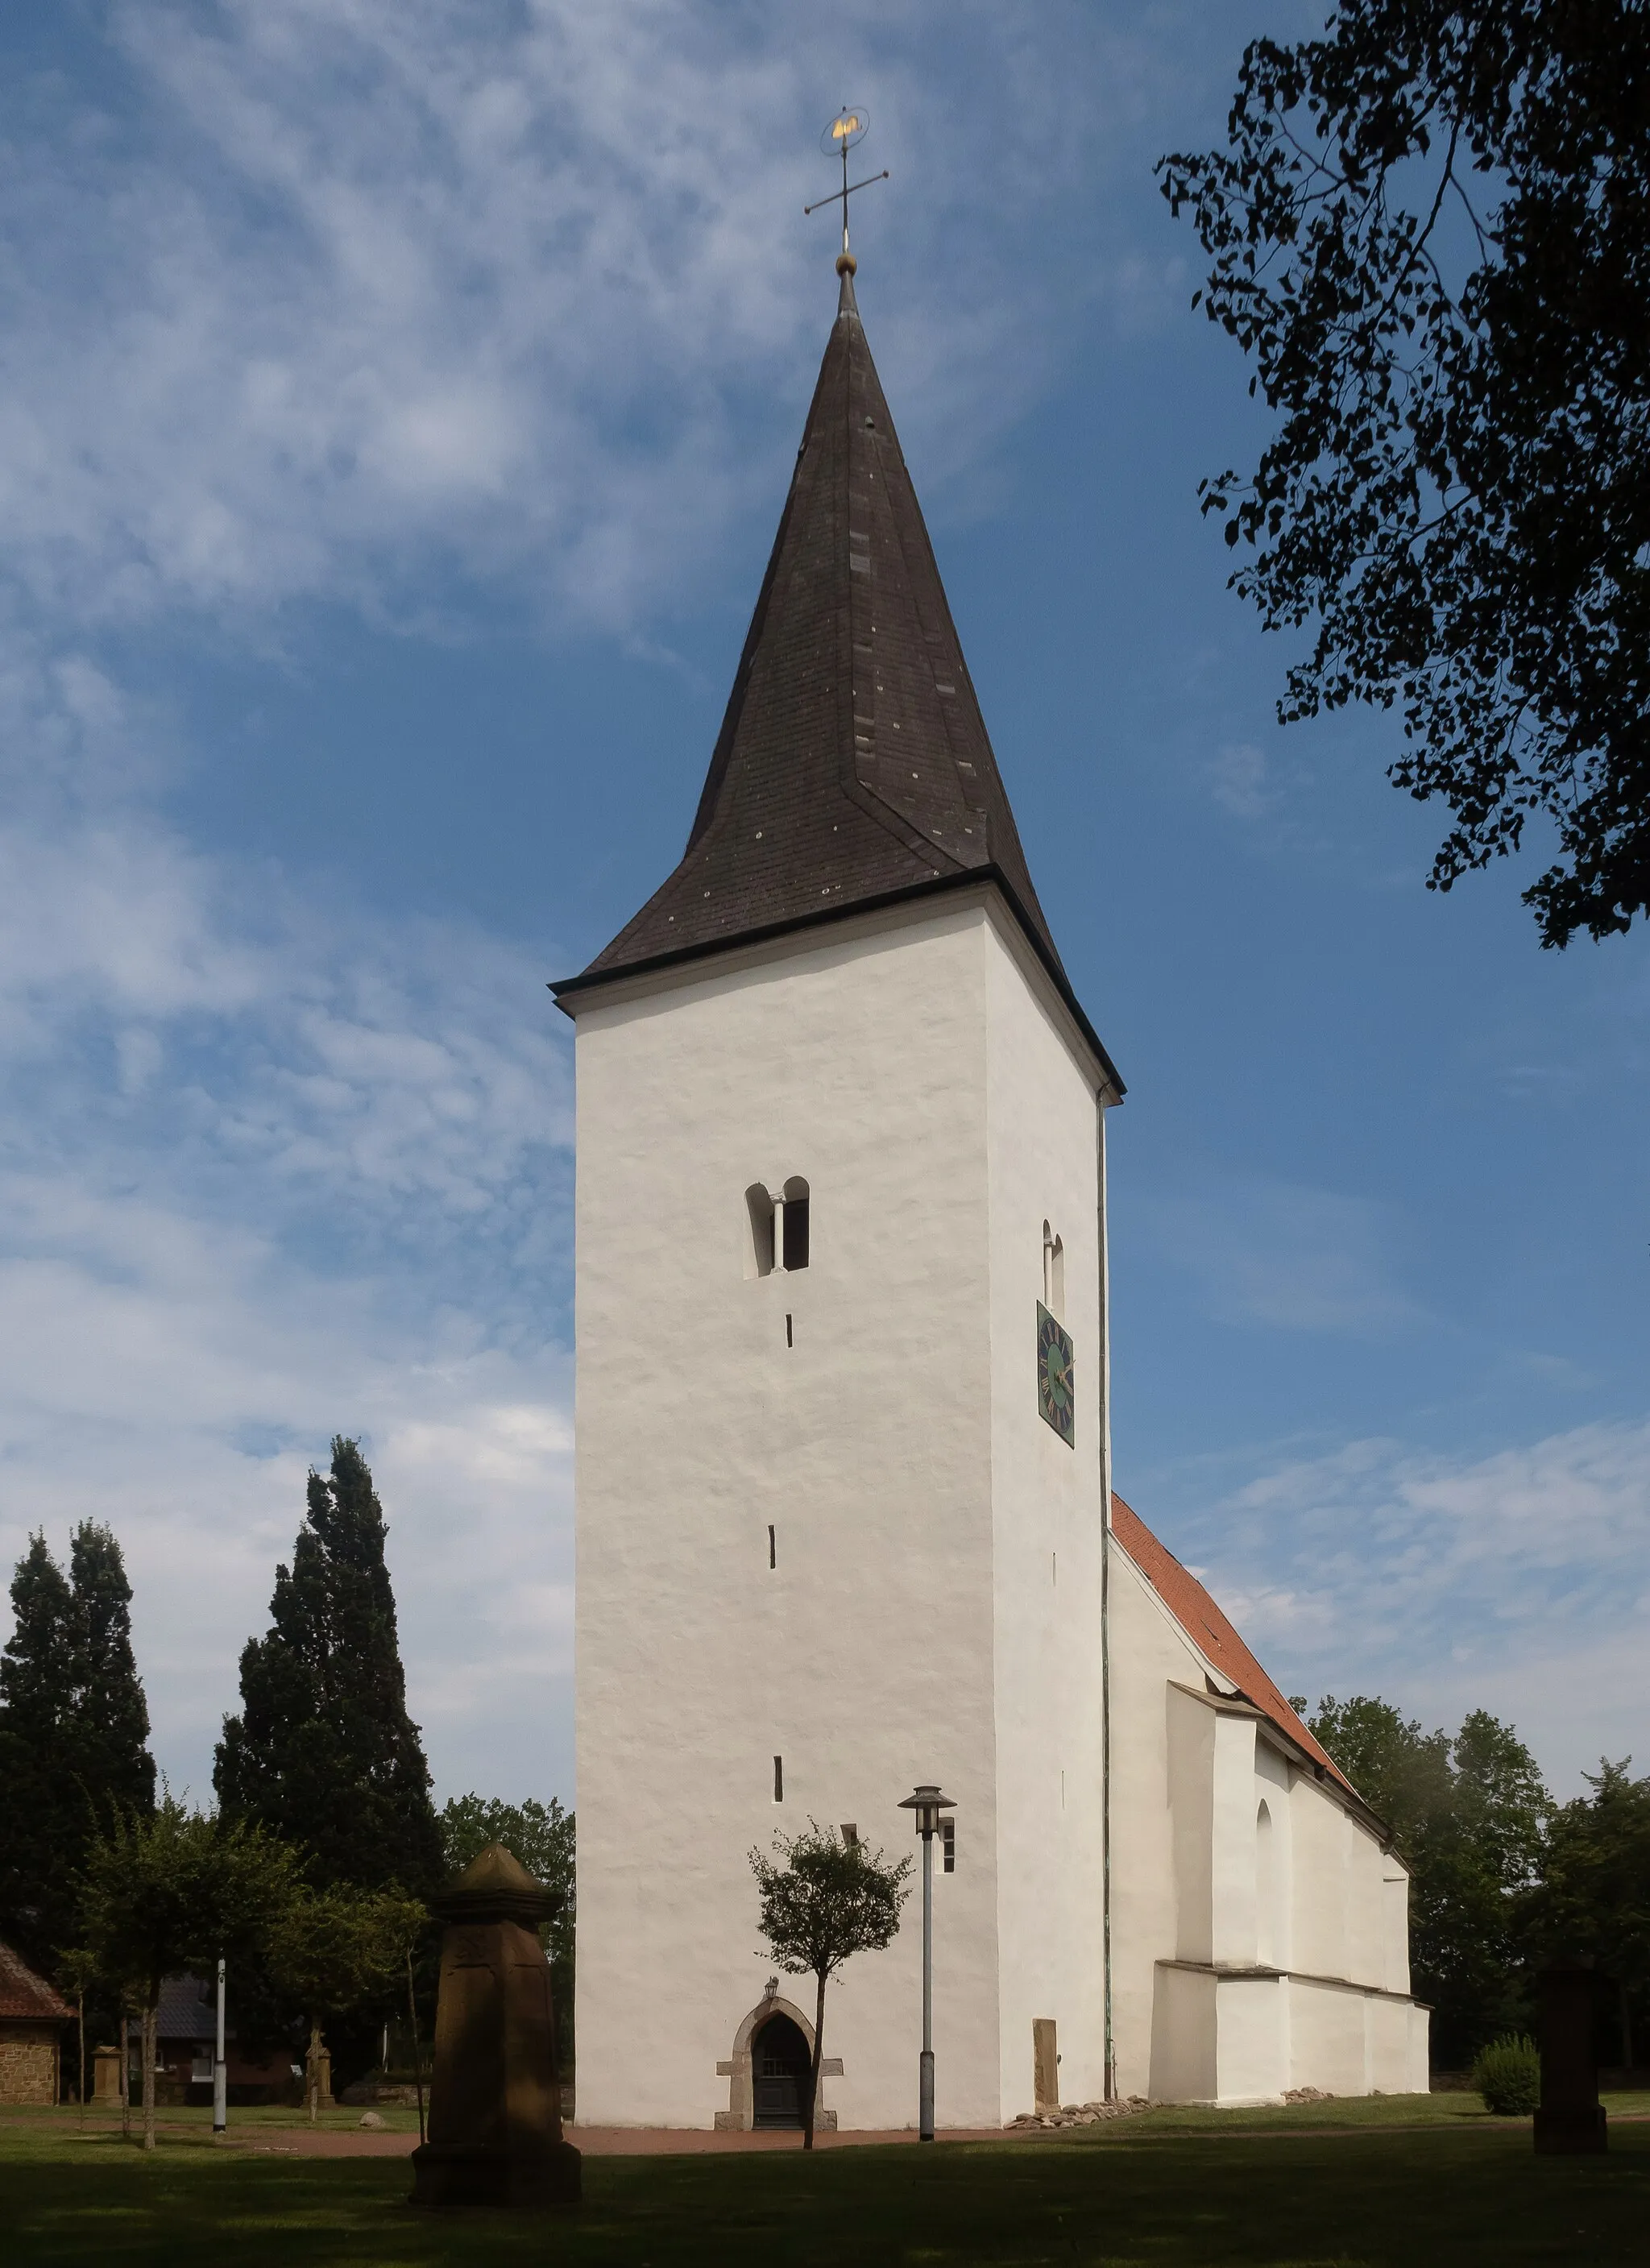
top-left (0, 1938), bottom-right (73, 2023)
top-left (1110, 1493), bottom-right (1357, 1800)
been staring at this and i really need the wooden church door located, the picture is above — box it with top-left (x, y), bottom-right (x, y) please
top-left (751, 2013), bottom-right (810, 2129)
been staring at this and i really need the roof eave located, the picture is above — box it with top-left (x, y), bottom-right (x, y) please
top-left (552, 865), bottom-right (1125, 1099)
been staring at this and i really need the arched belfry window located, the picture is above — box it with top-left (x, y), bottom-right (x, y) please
top-left (781, 1178), bottom-right (810, 1271)
top-left (744, 1180), bottom-right (810, 1276)
top-left (1042, 1221), bottom-right (1065, 1316)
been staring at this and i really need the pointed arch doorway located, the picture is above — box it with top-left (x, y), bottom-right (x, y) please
top-left (714, 1992), bottom-right (843, 2130)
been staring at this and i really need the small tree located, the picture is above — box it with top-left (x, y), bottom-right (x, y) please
top-left (266, 1883), bottom-right (426, 2121)
top-left (440, 1794), bottom-right (574, 2067)
top-left (749, 1823), bottom-right (910, 2150)
top-left (78, 1793), bottom-right (301, 2150)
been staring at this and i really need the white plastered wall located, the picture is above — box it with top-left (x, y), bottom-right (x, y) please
top-left (982, 916), bottom-right (1107, 2116)
top-left (570, 892), bottom-right (1111, 2129)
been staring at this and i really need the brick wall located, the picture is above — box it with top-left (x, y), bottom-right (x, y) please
top-left (0, 2026), bottom-right (60, 2105)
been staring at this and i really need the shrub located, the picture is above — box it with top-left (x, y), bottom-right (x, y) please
top-left (1471, 2034), bottom-right (1540, 2117)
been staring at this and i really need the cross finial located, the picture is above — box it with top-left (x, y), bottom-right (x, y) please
top-left (803, 105), bottom-right (888, 272)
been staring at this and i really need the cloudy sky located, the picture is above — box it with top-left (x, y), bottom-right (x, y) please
top-left (1, 1), bottom-right (1644, 1810)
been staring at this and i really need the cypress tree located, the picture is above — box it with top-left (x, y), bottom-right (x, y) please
top-left (0, 1536), bottom-right (77, 1963)
top-left (66, 1524), bottom-right (155, 1822)
top-left (214, 1437), bottom-right (441, 1894)
top-left (0, 1525), bottom-right (155, 1968)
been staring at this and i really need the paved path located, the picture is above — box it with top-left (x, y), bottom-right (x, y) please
top-left (226, 2124), bottom-right (1009, 2158)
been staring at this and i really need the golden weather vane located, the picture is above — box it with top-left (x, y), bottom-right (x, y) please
top-left (803, 106), bottom-right (888, 272)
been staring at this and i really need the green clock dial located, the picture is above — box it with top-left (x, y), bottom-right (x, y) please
top-left (1036, 1302), bottom-right (1075, 1445)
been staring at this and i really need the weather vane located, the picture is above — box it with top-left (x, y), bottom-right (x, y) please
top-left (804, 106), bottom-right (888, 272)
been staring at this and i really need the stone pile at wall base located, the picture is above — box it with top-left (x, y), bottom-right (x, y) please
top-left (1009, 2096), bottom-right (1151, 2129)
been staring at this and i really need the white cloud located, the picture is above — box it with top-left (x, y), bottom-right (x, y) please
top-left (0, 0), bottom-right (1179, 637)
top-left (1138, 1174), bottom-right (1424, 1335)
top-left (0, 749), bottom-right (576, 1802)
top-left (1208, 740), bottom-right (1275, 819)
top-left (1153, 1420), bottom-right (1650, 1793)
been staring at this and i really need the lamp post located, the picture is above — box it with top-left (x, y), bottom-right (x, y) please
top-left (212, 1958), bottom-right (226, 2137)
top-left (898, 1784), bottom-right (955, 2142)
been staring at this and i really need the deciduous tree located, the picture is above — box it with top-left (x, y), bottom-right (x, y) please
top-left (78, 1793), bottom-right (301, 2150)
top-left (1522, 1757), bottom-right (1650, 2066)
top-left (266, 1882), bottom-right (426, 2121)
top-left (1307, 1694), bottom-right (1550, 2063)
top-left (749, 1823), bottom-right (910, 2150)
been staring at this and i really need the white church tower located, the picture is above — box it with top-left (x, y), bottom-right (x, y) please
top-left (554, 260), bottom-right (1429, 2128)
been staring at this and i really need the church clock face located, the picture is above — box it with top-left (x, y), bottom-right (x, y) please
top-left (1036, 1302), bottom-right (1075, 1445)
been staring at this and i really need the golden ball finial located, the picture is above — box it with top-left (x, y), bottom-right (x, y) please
top-left (835, 251), bottom-right (857, 276)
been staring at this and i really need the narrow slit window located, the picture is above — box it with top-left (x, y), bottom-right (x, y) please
top-left (785, 1313), bottom-right (793, 1348)
top-left (768, 1524), bottom-right (776, 1569)
top-left (941, 1818), bottom-right (956, 1874)
top-left (781, 1178), bottom-right (810, 1270)
top-left (773, 1756), bottom-right (784, 1804)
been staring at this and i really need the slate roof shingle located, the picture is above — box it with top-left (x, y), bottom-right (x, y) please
top-left (557, 267), bottom-right (1121, 1095)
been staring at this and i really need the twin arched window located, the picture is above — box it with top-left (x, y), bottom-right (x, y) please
top-left (746, 1179), bottom-right (810, 1277)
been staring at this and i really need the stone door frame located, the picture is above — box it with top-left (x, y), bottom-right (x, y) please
top-left (715, 1992), bottom-right (844, 2129)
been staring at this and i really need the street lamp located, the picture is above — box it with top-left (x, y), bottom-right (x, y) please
top-left (898, 1783), bottom-right (955, 2142)
top-left (212, 1958), bottom-right (226, 2137)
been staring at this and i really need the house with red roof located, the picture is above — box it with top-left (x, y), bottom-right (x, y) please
top-left (0, 1939), bottom-right (72, 2105)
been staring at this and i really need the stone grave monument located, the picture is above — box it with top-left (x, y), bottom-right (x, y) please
top-left (1534, 1961), bottom-right (1607, 2155)
top-left (411, 1843), bottom-right (581, 2208)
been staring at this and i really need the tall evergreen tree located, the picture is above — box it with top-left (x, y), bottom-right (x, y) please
top-left (0, 1536), bottom-right (77, 1963)
top-left (66, 1524), bottom-right (155, 1822)
top-left (0, 1525), bottom-right (155, 1968)
top-left (215, 1437), bottom-right (441, 1894)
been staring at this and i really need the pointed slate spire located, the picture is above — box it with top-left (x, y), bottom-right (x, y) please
top-left (562, 266), bottom-right (1118, 1088)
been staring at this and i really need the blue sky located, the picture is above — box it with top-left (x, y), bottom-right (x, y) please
top-left (1, 1), bottom-right (1644, 1810)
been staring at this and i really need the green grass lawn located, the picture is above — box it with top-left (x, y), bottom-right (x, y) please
top-left (1, 2098), bottom-right (1646, 2266)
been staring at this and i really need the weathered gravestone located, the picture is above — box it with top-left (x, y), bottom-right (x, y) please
top-left (1534, 1961), bottom-right (1607, 2155)
top-left (411, 1843), bottom-right (581, 2208)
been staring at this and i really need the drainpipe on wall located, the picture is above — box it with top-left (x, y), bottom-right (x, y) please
top-left (1097, 1090), bottom-right (1117, 2102)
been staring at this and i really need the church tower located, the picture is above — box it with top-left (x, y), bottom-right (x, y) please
top-left (554, 261), bottom-right (1125, 2131)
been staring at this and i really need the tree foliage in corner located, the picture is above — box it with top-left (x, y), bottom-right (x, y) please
top-left (0, 1524), bottom-right (155, 1968)
top-left (215, 1437), bottom-right (442, 1897)
top-left (1159, 2), bottom-right (1650, 946)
